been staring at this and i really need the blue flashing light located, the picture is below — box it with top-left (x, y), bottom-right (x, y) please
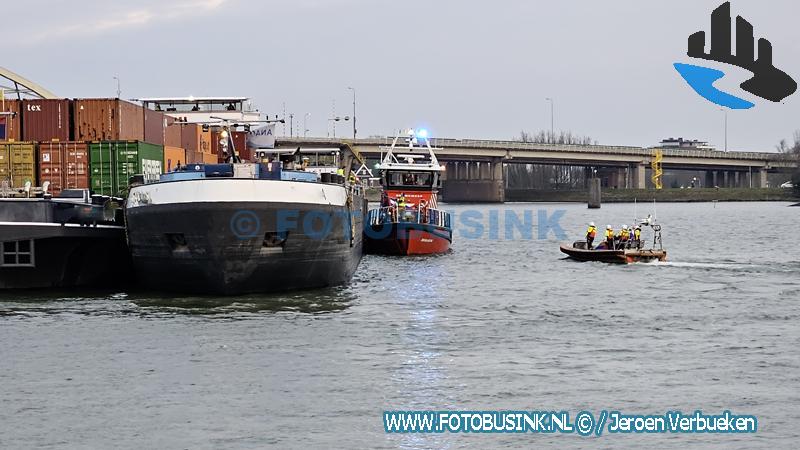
top-left (415, 128), bottom-right (429, 139)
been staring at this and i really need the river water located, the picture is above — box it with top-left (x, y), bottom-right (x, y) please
top-left (1, 202), bottom-right (798, 449)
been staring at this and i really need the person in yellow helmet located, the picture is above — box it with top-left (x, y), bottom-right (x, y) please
top-left (617, 225), bottom-right (630, 249)
top-left (633, 225), bottom-right (642, 249)
top-left (604, 225), bottom-right (614, 249)
top-left (397, 192), bottom-right (406, 209)
top-left (586, 222), bottom-right (597, 249)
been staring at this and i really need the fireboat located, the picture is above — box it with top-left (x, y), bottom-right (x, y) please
top-left (364, 129), bottom-right (452, 255)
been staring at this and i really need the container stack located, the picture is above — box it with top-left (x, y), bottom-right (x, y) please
top-left (0, 97), bottom-right (180, 196)
top-left (184, 123), bottom-right (215, 165)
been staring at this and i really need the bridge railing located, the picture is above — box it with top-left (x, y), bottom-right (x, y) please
top-left (276, 136), bottom-right (793, 162)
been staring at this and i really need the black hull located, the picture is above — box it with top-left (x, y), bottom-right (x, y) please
top-left (0, 224), bottom-right (131, 289)
top-left (559, 244), bottom-right (666, 263)
top-left (125, 201), bottom-right (366, 295)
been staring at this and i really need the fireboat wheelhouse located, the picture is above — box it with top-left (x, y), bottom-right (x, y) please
top-left (364, 129), bottom-right (452, 255)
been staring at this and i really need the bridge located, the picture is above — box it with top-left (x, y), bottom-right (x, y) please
top-left (275, 136), bottom-right (796, 202)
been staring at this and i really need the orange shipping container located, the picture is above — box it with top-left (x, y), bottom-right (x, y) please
top-left (38, 141), bottom-right (90, 195)
top-left (164, 116), bottom-right (182, 148)
top-left (143, 108), bottom-right (165, 146)
top-left (187, 150), bottom-right (217, 165)
top-left (73, 98), bottom-right (145, 142)
top-left (163, 146), bottom-right (186, 172)
top-left (181, 124), bottom-right (211, 153)
top-left (0, 99), bottom-right (21, 141)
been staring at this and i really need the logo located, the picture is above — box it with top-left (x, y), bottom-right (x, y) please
top-left (26, 104), bottom-right (41, 112)
top-left (674, 2), bottom-right (796, 109)
top-left (230, 210), bottom-right (261, 239)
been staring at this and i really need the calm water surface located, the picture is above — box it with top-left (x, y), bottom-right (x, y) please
top-left (1, 202), bottom-right (798, 449)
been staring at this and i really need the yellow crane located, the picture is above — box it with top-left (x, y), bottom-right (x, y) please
top-left (651, 149), bottom-right (663, 189)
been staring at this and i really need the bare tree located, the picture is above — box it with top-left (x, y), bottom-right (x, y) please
top-left (507, 130), bottom-right (596, 189)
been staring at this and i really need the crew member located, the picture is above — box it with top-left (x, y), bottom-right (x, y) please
top-left (617, 225), bottom-right (629, 249)
top-left (605, 225), bottom-right (614, 249)
top-left (633, 225), bottom-right (642, 249)
top-left (397, 193), bottom-right (406, 209)
top-left (586, 222), bottom-right (597, 249)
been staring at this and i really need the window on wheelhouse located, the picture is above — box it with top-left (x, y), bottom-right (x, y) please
top-left (385, 171), bottom-right (438, 188)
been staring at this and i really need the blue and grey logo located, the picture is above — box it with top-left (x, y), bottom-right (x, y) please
top-left (674, 2), bottom-right (796, 109)
top-left (230, 210), bottom-right (261, 239)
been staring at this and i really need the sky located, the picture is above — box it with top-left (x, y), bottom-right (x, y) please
top-left (2, 0), bottom-right (799, 151)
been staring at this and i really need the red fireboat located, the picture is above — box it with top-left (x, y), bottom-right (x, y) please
top-left (364, 129), bottom-right (452, 255)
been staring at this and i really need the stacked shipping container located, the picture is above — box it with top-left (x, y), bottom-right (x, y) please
top-left (4, 97), bottom-right (257, 193)
top-left (89, 141), bottom-right (163, 196)
top-left (0, 142), bottom-right (36, 188)
top-left (0, 99), bottom-right (22, 141)
top-left (73, 98), bottom-right (145, 142)
top-left (38, 142), bottom-right (90, 195)
top-left (22, 99), bottom-right (71, 141)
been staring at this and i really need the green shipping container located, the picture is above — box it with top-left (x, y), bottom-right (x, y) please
top-left (89, 141), bottom-right (163, 196)
top-left (0, 142), bottom-right (37, 188)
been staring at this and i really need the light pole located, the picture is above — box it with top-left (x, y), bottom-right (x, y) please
top-left (304, 113), bottom-right (311, 137)
top-left (347, 87), bottom-right (356, 139)
top-left (288, 113), bottom-right (294, 138)
top-left (545, 97), bottom-right (554, 141)
top-left (328, 116), bottom-right (350, 138)
top-left (113, 76), bottom-right (121, 98)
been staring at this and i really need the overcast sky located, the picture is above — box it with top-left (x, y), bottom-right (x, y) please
top-left (3, 0), bottom-right (799, 151)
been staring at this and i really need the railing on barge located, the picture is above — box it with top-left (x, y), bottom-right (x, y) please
top-left (367, 206), bottom-right (451, 229)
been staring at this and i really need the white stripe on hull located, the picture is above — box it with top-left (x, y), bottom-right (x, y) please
top-left (127, 179), bottom-right (348, 208)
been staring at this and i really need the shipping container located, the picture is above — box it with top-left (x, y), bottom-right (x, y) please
top-left (163, 146), bottom-right (186, 172)
top-left (38, 141), bottom-right (90, 195)
top-left (73, 99), bottom-right (144, 142)
top-left (22, 99), bottom-right (71, 141)
top-left (143, 108), bottom-right (165, 146)
top-left (187, 150), bottom-right (217, 165)
top-left (0, 99), bottom-right (22, 141)
top-left (164, 116), bottom-right (182, 148)
top-left (0, 142), bottom-right (36, 188)
top-left (181, 123), bottom-right (212, 153)
top-left (89, 141), bottom-right (163, 196)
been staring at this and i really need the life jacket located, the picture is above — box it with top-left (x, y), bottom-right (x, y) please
top-left (634, 229), bottom-right (641, 240)
top-left (398, 195), bottom-right (406, 208)
top-left (618, 230), bottom-right (629, 240)
top-left (605, 229), bottom-right (614, 239)
top-left (586, 226), bottom-right (597, 238)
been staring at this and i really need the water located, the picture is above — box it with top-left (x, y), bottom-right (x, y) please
top-left (1, 202), bottom-right (798, 449)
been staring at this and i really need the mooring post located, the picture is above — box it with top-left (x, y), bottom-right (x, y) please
top-left (588, 177), bottom-right (601, 209)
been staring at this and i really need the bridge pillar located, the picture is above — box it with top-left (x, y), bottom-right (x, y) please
top-left (758, 168), bottom-right (768, 188)
top-left (705, 171), bottom-right (714, 188)
top-left (457, 162), bottom-right (468, 180)
top-left (722, 171), bottom-right (730, 188)
top-left (619, 167), bottom-right (628, 189)
top-left (634, 163), bottom-right (646, 189)
top-left (492, 158), bottom-right (503, 181)
top-left (441, 158), bottom-right (505, 203)
top-left (733, 171), bottom-right (740, 188)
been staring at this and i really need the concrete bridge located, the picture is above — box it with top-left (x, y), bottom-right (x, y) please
top-left (275, 137), bottom-right (796, 202)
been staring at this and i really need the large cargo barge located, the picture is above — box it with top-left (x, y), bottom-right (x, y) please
top-left (125, 144), bottom-right (366, 295)
top-left (0, 190), bottom-right (131, 289)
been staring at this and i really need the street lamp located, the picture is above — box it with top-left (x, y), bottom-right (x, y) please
top-left (347, 87), bottom-right (356, 139)
top-left (304, 112), bottom-right (311, 137)
top-left (328, 116), bottom-right (350, 138)
top-left (545, 97), bottom-right (554, 141)
top-left (113, 76), bottom-right (121, 98)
